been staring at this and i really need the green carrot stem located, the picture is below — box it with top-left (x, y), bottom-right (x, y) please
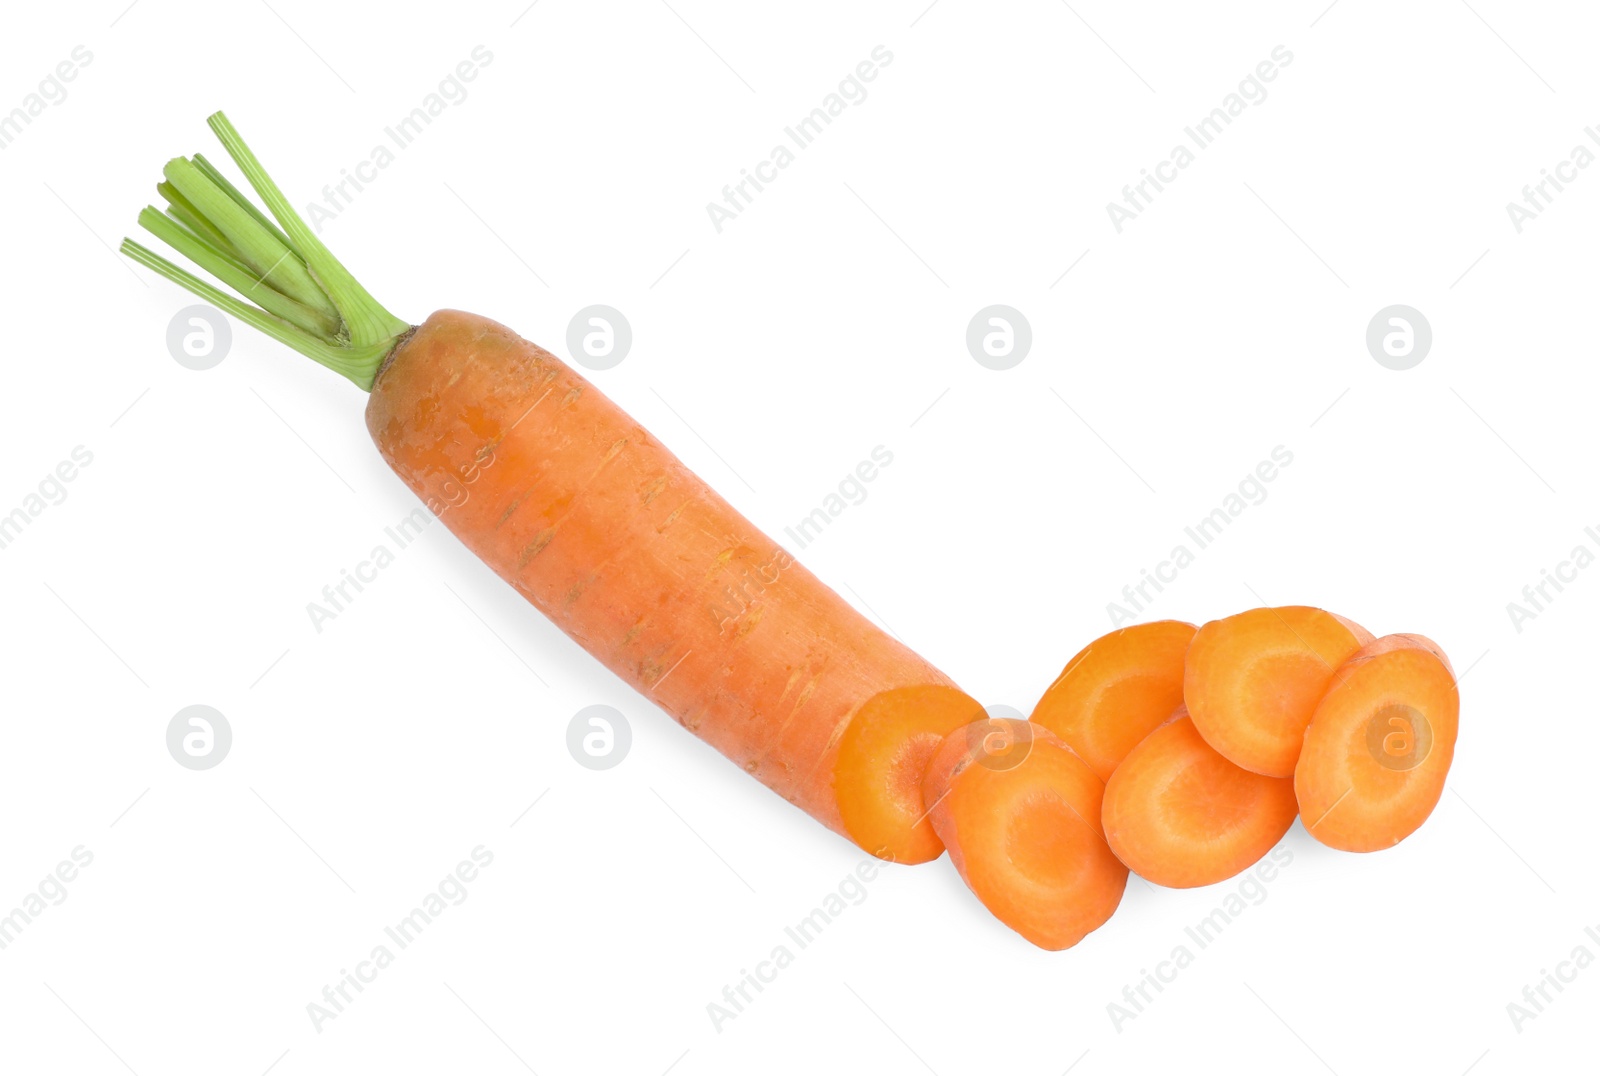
top-left (122, 110), bottom-right (412, 391)
top-left (206, 112), bottom-right (409, 349)
top-left (157, 181), bottom-right (243, 260)
top-left (137, 208), bottom-right (342, 338)
top-left (191, 152), bottom-right (296, 252)
top-left (161, 156), bottom-right (334, 317)
top-left (123, 239), bottom-right (398, 384)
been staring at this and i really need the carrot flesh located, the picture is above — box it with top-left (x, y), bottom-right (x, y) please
top-left (1295, 634), bottom-right (1459, 852)
top-left (1185, 606), bottom-right (1374, 778)
top-left (1030, 620), bottom-right (1197, 782)
top-left (835, 685), bottom-right (987, 862)
top-left (366, 310), bottom-right (967, 853)
top-left (922, 719), bottom-right (1128, 950)
top-left (1102, 707), bottom-right (1297, 887)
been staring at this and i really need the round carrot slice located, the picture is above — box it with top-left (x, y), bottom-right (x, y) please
top-left (1102, 707), bottom-right (1298, 887)
top-left (835, 685), bottom-right (987, 864)
top-left (922, 719), bottom-right (1128, 950)
top-left (1295, 634), bottom-right (1459, 852)
top-left (1029, 620), bottom-right (1197, 782)
top-left (1185, 606), bottom-right (1373, 777)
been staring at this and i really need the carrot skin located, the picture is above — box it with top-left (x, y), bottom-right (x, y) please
top-left (365, 310), bottom-right (959, 847)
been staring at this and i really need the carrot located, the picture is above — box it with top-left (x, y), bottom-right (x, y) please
top-left (1185, 606), bottom-right (1373, 777)
top-left (120, 113), bottom-right (974, 863)
top-left (1029, 620), bottom-right (1196, 781)
top-left (922, 718), bottom-right (1128, 950)
top-left (834, 685), bottom-right (988, 862)
top-left (1102, 706), bottom-right (1297, 887)
top-left (1295, 634), bottom-right (1459, 852)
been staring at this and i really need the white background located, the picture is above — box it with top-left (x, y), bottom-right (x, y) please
top-left (1, 1), bottom-right (1595, 1073)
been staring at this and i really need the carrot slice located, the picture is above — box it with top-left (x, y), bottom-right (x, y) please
top-left (922, 719), bottom-right (1128, 950)
top-left (1102, 707), bottom-right (1297, 887)
top-left (1295, 634), bottom-right (1459, 852)
top-left (1030, 620), bottom-right (1197, 782)
top-left (835, 685), bottom-right (987, 863)
top-left (1185, 606), bottom-right (1373, 777)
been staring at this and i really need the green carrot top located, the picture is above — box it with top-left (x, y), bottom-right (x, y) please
top-left (121, 112), bottom-right (411, 390)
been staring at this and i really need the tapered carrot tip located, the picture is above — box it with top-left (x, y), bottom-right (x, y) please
top-left (1103, 706), bottom-right (1298, 887)
top-left (835, 685), bottom-right (988, 864)
top-left (1295, 634), bottom-right (1460, 852)
top-left (922, 718), bottom-right (1128, 950)
top-left (1185, 606), bottom-right (1374, 777)
top-left (1030, 620), bottom-right (1197, 782)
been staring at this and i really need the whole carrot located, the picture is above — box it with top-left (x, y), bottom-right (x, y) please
top-left (122, 113), bottom-right (981, 862)
top-left (369, 309), bottom-right (982, 855)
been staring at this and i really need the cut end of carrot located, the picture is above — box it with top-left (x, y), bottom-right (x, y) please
top-left (922, 719), bottom-right (1128, 950)
top-left (835, 684), bottom-right (987, 864)
top-left (1185, 606), bottom-right (1373, 778)
top-left (1103, 708), bottom-right (1298, 887)
top-left (1030, 620), bottom-right (1196, 782)
top-left (1296, 634), bottom-right (1459, 853)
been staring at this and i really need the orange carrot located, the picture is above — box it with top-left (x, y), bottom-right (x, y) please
top-left (1030, 620), bottom-right (1197, 781)
top-left (1102, 706), bottom-right (1298, 887)
top-left (922, 718), bottom-right (1128, 950)
top-left (368, 310), bottom-right (984, 859)
top-left (834, 685), bottom-right (988, 862)
top-left (121, 114), bottom-right (974, 863)
top-left (1185, 606), bottom-right (1373, 777)
top-left (1296, 634), bottom-right (1459, 852)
